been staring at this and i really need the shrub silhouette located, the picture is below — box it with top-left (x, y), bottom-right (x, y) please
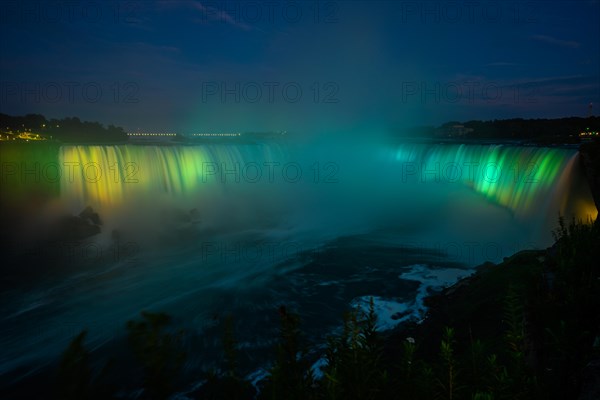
top-left (197, 315), bottom-right (256, 400)
top-left (126, 311), bottom-right (185, 400)
top-left (56, 330), bottom-right (114, 400)
top-left (258, 306), bottom-right (316, 400)
top-left (50, 217), bottom-right (599, 400)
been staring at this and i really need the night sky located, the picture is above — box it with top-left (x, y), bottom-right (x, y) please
top-left (1, 0), bottom-right (599, 135)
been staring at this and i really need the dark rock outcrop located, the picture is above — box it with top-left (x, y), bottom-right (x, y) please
top-left (54, 207), bottom-right (102, 241)
top-left (79, 206), bottom-right (102, 226)
top-left (579, 142), bottom-right (600, 211)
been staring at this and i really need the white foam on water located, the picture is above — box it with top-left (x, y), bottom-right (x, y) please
top-left (310, 356), bottom-right (329, 380)
top-left (351, 264), bottom-right (473, 331)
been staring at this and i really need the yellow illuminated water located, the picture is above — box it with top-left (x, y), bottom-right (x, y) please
top-left (59, 144), bottom-right (287, 209)
top-left (56, 143), bottom-right (598, 223)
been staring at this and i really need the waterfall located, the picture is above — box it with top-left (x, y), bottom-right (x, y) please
top-left (2, 141), bottom-right (597, 386)
top-left (59, 144), bottom-right (288, 209)
top-left (390, 143), bottom-right (597, 220)
top-left (52, 143), bottom-right (597, 250)
top-left (57, 142), bottom-right (597, 236)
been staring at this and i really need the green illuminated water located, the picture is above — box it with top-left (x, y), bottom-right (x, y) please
top-left (393, 143), bottom-right (596, 218)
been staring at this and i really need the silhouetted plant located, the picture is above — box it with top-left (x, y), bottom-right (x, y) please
top-left (467, 337), bottom-right (487, 395)
top-left (502, 280), bottom-right (536, 399)
top-left (545, 217), bottom-right (600, 398)
top-left (199, 374), bottom-right (256, 400)
top-left (484, 354), bottom-right (510, 400)
top-left (436, 326), bottom-right (462, 400)
top-left (222, 315), bottom-right (239, 378)
top-left (392, 335), bottom-right (423, 399)
top-left (417, 362), bottom-right (436, 400)
top-left (322, 297), bottom-right (388, 400)
top-left (197, 315), bottom-right (256, 400)
top-left (56, 330), bottom-right (92, 400)
top-left (56, 330), bottom-right (114, 400)
top-left (472, 392), bottom-right (494, 400)
top-left (126, 311), bottom-right (185, 400)
top-left (259, 306), bottom-right (316, 400)
top-left (503, 286), bottom-right (525, 364)
top-left (400, 337), bottom-right (416, 381)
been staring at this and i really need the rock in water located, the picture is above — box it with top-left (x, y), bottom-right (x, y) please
top-left (53, 207), bottom-right (103, 241)
top-left (56, 215), bottom-right (101, 241)
top-left (79, 206), bottom-right (102, 226)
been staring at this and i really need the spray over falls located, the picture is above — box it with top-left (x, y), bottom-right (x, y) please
top-left (59, 143), bottom-right (597, 229)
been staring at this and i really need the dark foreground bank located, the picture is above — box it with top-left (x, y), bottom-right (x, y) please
top-left (2, 216), bottom-right (598, 400)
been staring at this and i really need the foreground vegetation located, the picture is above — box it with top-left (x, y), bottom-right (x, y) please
top-left (55, 217), bottom-right (600, 399)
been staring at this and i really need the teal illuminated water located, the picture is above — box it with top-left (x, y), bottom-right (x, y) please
top-left (0, 140), bottom-right (596, 392)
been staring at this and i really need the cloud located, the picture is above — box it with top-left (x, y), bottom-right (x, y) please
top-left (155, 0), bottom-right (254, 31)
top-left (188, 1), bottom-right (253, 31)
top-left (530, 34), bottom-right (581, 49)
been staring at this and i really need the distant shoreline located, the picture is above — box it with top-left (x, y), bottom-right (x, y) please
top-left (0, 136), bottom-right (590, 148)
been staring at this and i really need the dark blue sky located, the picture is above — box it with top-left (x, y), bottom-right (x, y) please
top-left (1, 0), bottom-right (599, 134)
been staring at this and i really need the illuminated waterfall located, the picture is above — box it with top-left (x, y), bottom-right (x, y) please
top-left (59, 144), bottom-right (288, 210)
top-left (3, 142), bottom-right (596, 389)
top-left (393, 143), bottom-right (597, 219)
top-left (57, 143), bottom-right (597, 228)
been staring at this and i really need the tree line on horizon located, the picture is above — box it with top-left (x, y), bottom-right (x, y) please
top-left (0, 113), bottom-right (128, 143)
top-left (404, 116), bottom-right (600, 139)
top-left (2, 113), bottom-right (600, 143)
